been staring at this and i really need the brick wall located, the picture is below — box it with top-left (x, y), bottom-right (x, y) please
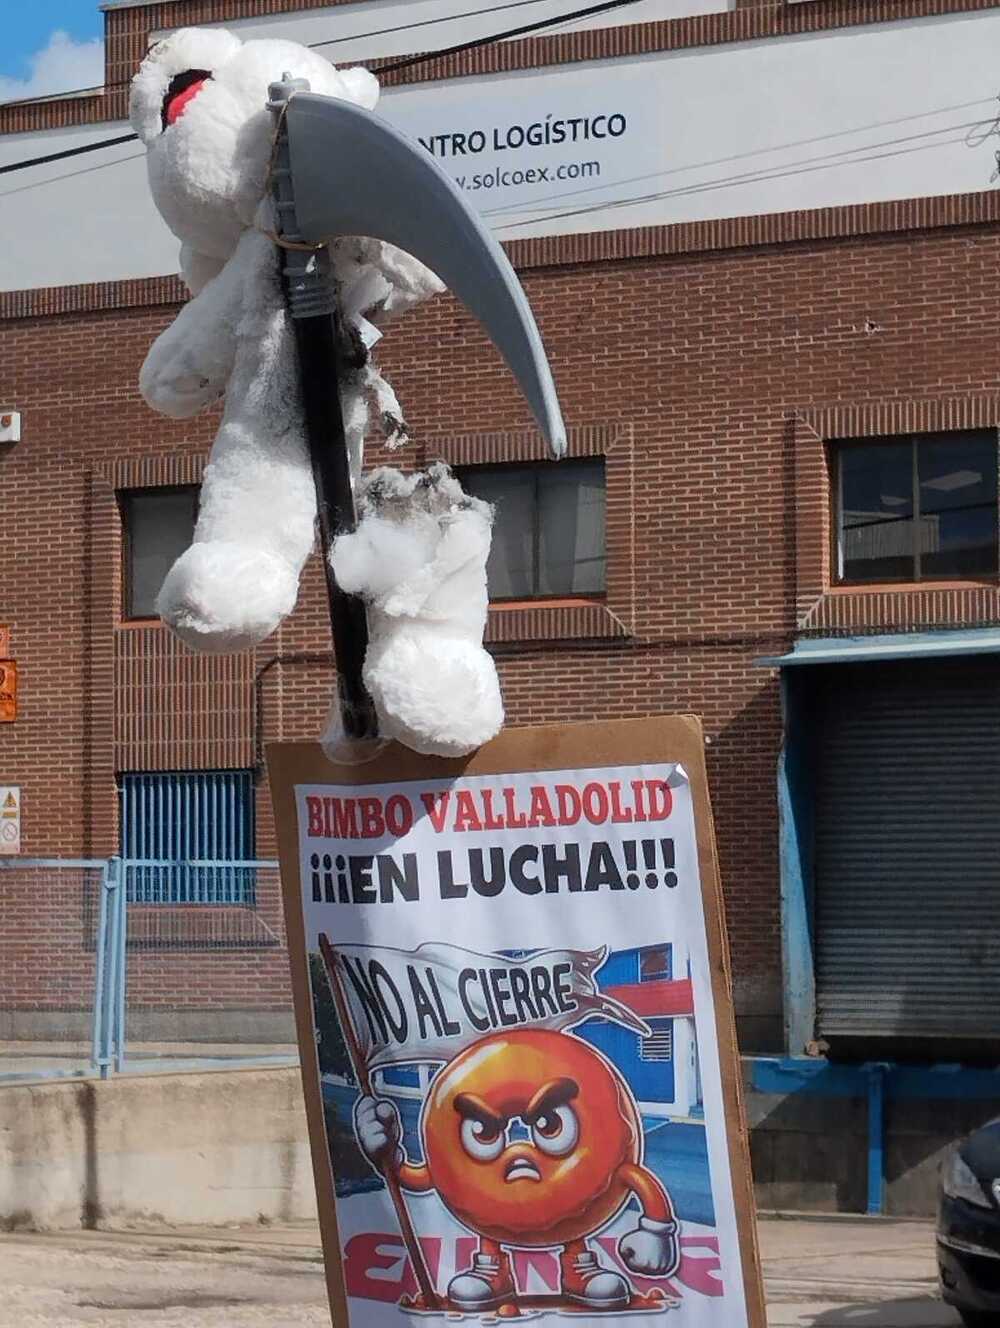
top-left (6, 214), bottom-right (1000, 1047)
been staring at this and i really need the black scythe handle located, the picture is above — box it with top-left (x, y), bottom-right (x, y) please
top-left (292, 313), bottom-right (378, 740)
top-left (268, 74), bottom-right (378, 742)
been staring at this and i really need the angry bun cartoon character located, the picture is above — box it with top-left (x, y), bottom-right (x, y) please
top-left (355, 1028), bottom-right (680, 1313)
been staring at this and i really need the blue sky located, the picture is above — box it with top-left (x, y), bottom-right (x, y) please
top-left (2, 3), bottom-right (103, 77)
top-left (1, 2), bottom-right (104, 99)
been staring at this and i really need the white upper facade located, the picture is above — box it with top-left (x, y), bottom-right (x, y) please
top-left (2, 2), bottom-right (999, 291)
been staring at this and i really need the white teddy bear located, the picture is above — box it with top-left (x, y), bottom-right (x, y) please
top-left (130, 28), bottom-right (504, 755)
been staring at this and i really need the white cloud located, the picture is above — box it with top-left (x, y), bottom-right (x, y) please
top-left (0, 31), bottom-right (105, 105)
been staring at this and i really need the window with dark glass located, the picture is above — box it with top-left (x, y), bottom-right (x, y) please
top-left (836, 431), bottom-right (998, 584)
top-left (457, 459), bottom-right (606, 600)
top-left (639, 945), bottom-right (673, 983)
top-left (121, 486), bottom-right (198, 618)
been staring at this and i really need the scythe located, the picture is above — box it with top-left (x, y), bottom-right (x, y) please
top-left (267, 78), bottom-right (566, 740)
top-left (266, 76), bottom-right (567, 1307)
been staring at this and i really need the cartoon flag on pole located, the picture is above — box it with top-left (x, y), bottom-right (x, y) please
top-left (332, 941), bottom-right (651, 1071)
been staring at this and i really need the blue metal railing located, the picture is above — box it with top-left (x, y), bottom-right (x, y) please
top-left (0, 856), bottom-right (280, 1079)
top-left (0, 858), bottom-right (123, 1080)
top-left (751, 1056), bottom-right (1000, 1215)
top-left (93, 858), bottom-right (126, 1079)
top-left (123, 857), bottom-right (263, 906)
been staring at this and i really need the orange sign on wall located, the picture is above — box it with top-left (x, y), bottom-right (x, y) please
top-left (0, 660), bottom-right (17, 722)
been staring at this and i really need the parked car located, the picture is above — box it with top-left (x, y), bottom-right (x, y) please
top-left (938, 1118), bottom-right (1000, 1326)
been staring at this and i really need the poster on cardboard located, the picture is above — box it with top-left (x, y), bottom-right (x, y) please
top-left (289, 753), bottom-right (754, 1327)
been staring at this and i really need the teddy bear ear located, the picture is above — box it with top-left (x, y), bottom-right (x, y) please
top-left (337, 66), bottom-right (380, 111)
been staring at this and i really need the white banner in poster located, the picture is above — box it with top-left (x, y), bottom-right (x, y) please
top-left (336, 941), bottom-right (651, 1069)
top-left (295, 762), bottom-right (750, 1326)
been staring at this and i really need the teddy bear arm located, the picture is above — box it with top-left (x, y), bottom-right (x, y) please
top-left (179, 244), bottom-right (227, 296)
top-left (350, 239), bottom-right (445, 322)
top-left (139, 255), bottom-right (244, 419)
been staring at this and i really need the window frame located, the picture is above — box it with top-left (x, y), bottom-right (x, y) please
top-left (456, 457), bottom-right (607, 604)
top-left (832, 430), bottom-right (1000, 587)
top-left (119, 484), bottom-right (200, 622)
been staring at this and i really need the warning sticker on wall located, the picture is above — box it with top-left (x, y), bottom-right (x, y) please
top-left (0, 786), bottom-right (20, 855)
top-left (0, 661), bottom-right (16, 723)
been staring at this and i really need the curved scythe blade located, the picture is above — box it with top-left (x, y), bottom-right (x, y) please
top-left (285, 92), bottom-right (566, 458)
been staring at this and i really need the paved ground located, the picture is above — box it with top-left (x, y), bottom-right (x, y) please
top-left (761, 1215), bottom-right (959, 1326)
top-left (0, 1214), bottom-right (961, 1326)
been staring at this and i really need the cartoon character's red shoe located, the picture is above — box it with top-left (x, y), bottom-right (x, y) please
top-left (560, 1248), bottom-right (630, 1310)
top-left (448, 1250), bottom-right (516, 1311)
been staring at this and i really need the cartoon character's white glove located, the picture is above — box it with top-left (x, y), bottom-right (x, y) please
top-left (618, 1217), bottom-right (680, 1277)
top-left (353, 1094), bottom-right (403, 1171)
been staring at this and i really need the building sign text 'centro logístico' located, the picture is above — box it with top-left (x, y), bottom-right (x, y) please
top-left (382, 71), bottom-right (660, 239)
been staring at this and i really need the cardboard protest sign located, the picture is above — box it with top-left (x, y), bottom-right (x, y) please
top-left (269, 716), bottom-right (764, 1327)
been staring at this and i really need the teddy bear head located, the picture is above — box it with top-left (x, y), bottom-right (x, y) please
top-left (130, 27), bottom-right (379, 270)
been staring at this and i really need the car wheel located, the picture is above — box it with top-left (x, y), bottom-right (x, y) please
top-left (959, 1311), bottom-right (1000, 1327)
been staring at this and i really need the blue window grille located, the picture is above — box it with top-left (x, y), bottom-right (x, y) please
top-left (119, 770), bottom-right (256, 904)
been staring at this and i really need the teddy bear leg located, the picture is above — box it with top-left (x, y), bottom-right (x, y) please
top-left (157, 399), bottom-right (318, 653)
top-left (364, 628), bottom-right (504, 757)
top-left (331, 465), bottom-right (504, 756)
top-left (156, 540), bottom-right (299, 655)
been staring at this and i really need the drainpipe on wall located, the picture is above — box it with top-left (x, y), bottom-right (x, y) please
top-left (253, 652), bottom-right (334, 772)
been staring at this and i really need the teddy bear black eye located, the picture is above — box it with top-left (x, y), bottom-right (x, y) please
top-left (161, 69), bottom-right (212, 131)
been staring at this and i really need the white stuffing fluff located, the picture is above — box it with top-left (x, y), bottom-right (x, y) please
top-left (130, 28), bottom-right (443, 654)
top-left (330, 465), bottom-right (504, 757)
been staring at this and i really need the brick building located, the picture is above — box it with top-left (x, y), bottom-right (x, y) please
top-left (4, 0), bottom-right (1000, 1167)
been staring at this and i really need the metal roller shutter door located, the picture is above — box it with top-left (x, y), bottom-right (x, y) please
top-left (814, 658), bottom-right (1000, 1042)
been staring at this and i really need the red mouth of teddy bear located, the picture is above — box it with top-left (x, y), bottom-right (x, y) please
top-left (161, 69), bottom-right (212, 130)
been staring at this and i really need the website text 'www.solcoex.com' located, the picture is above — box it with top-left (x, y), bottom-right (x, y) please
top-left (416, 111), bottom-right (627, 196)
top-left (455, 158), bottom-right (601, 193)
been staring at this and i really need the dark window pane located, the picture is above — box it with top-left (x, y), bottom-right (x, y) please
top-left (458, 461), bottom-right (607, 600)
top-left (839, 442), bottom-right (914, 583)
top-left (917, 431), bottom-right (998, 579)
top-left (460, 468), bottom-right (535, 598)
top-left (538, 459), bottom-right (607, 595)
top-left (124, 489), bottom-right (198, 617)
top-left (640, 945), bottom-right (672, 982)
